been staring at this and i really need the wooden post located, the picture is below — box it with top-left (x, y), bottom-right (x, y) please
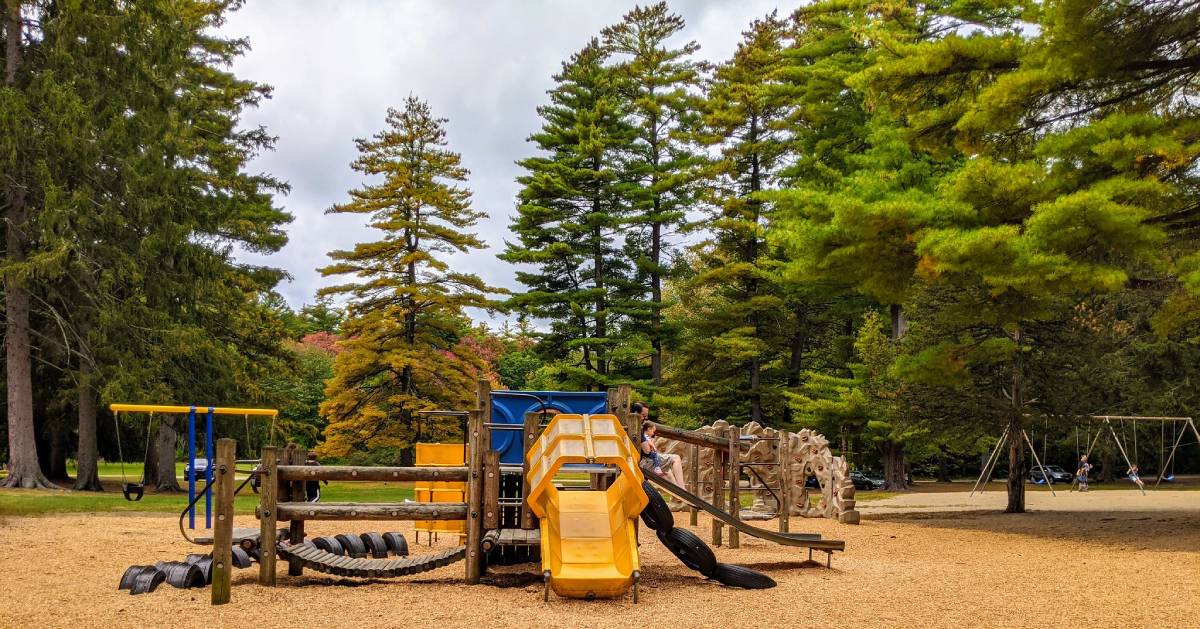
top-left (287, 446), bottom-right (306, 576)
top-left (521, 411), bottom-right (539, 530)
top-left (711, 448), bottom-right (725, 547)
top-left (688, 443), bottom-right (699, 526)
top-left (211, 438), bottom-right (236, 605)
top-left (778, 431), bottom-right (791, 534)
top-left (257, 446), bottom-right (278, 586)
top-left (608, 384), bottom-right (634, 440)
top-left (483, 449), bottom-right (500, 530)
top-left (727, 426), bottom-right (740, 549)
top-left (465, 407), bottom-right (484, 584)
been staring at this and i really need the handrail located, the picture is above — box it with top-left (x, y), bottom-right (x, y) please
top-left (110, 403), bottom-right (278, 417)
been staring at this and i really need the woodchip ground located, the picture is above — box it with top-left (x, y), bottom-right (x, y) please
top-left (0, 488), bottom-right (1196, 628)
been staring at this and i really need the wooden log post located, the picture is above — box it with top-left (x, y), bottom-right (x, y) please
top-left (287, 446), bottom-right (306, 576)
top-left (608, 383), bottom-right (634, 441)
top-left (521, 411), bottom-right (539, 530)
top-left (465, 406), bottom-right (485, 584)
top-left (483, 449), bottom-right (500, 530)
top-left (711, 448), bottom-right (725, 547)
top-left (211, 438), bottom-right (236, 605)
top-left (688, 443), bottom-right (699, 526)
top-left (257, 446), bottom-right (278, 586)
top-left (778, 431), bottom-right (791, 534)
top-left (727, 426), bottom-right (740, 549)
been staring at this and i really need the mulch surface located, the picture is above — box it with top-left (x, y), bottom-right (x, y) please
top-left (0, 489), bottom-right (1196, 628)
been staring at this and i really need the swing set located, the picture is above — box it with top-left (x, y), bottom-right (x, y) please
top-left (1073, 415), bottom-right (1200, 494)
top-left (109, 404), bottom-right (278, 529)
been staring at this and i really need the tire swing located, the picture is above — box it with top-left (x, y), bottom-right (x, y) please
top-left (114, 410), bottom-right (155, 501)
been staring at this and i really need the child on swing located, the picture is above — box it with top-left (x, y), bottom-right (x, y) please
top-left (1127, 464), bottom-right (1145, 490)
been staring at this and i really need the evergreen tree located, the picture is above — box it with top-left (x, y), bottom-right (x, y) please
top-left (318, 96), bottom-right (497, 464)
top-left (853, 0), bottom-right (1200, 512)
top-left (667, 14), bottom-right (793, 424)
top-left (502, 40), bottom-right (634, 390)
top-left (602, 2), bottom-right (703, 386)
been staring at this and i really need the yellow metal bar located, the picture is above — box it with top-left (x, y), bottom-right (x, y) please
top-left (108, 403), bottom-right (278, 417)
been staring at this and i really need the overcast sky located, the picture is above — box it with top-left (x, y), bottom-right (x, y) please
top-left (227, 1), bottom-right (789, 324)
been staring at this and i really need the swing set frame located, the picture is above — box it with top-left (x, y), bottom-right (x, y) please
top-left (1080, 416), bottom-right (1199, 493)
top-left (109, 404), bottom-right (278, 529)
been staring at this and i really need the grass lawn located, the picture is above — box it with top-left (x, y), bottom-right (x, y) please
top-left (0, 474), bottom-right (415, 517)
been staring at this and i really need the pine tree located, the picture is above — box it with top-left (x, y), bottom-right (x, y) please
top-left (319, 96), bottom-right (498, 463)
top-left (602, 2), bottom-right (703, 386)
top-left (852, 0), bottom-right (1200, 512)
top-left (502, 40), bottom-right (634, 390)
top-left (668, 14), bottom-right (793, 424)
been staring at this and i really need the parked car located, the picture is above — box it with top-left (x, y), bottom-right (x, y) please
top-left (1028, 464), bottom-right (1074, 484)
top-left (850, 470), bottom-right (885, 490)
top-left (184, 458), bottom-right (211, 482)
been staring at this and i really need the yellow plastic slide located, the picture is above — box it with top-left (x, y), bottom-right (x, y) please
top-left (525, 413), bottom-right (648, 599)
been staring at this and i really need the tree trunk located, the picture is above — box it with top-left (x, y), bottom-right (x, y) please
top-left (1, 3), bottom-right (55, 490)
top-left (1005, 327), bottom-right (1026, 513)
top-left (937, 448), bottom-right (953, 483)
top-left (46, 423), bottom-right (69, 480)
top-left (1100, 447), bottom-right (1116, 483)
top-left (73, 362), bottom-right (102, 490)
top-left (879, 440), bottom-right (909, 491)
top-left (889, 304), bottom-right (908, 340)
top-left (153, 418), bottom-right (181, 492)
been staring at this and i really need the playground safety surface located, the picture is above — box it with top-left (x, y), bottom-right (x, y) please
top-left (0, 489), bottom-right (1196, 628)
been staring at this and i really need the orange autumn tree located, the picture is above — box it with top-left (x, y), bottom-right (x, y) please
top-left (317, 96), bottom-right (500, 464)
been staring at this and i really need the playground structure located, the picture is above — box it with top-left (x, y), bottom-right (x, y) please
top-left (971, 414), bottom-right (1199, 496)
top-left (108, 403), bottom-right (278, 527)
top-left (164, 381), bottom-right (846, 604)
top-left (653, 420), bottom-right (861, 528)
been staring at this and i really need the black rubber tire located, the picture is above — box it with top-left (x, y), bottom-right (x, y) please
top-left (160, 561), bottom-right (206, 589)
top-left (711, 562), bottom-right (776, 589)
top-left (383, 532), bottom-right (409, 557)
top-left (336, 533), bottom-right (369, 558)
top-left (640, 481), bottom-right (674, 532)
top-left (312, 536), bottom-right (344, 556)
top-left (192, 556), bottom-right (214, 585)
top-left (184, 553), bottom-right (209, 565)
top-left (231, 545), bottom-right (253, 569)
top-left (658, 527), bottom-right (717, 577)
top-left (119, 565), bottom-right (154, 591)
top-left (129, 569), bottom-right (165, 595)
top-left (360, 532), bottom-right (389, 558)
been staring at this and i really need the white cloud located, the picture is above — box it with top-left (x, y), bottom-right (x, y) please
top-left (227, 1), bottom-right (789, 324)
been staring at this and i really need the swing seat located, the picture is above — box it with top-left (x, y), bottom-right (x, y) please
top-left (123, 483), bottom-right (145, 502)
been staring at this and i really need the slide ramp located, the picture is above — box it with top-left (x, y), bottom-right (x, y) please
top-left (644, 473), bottom-right (845, 552)
top-left (526, 414), bottom-right (647, 599)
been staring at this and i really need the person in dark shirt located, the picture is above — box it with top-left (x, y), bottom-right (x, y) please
top-left (305, 451), bottom-right (327, 502)
top-left (1076, 455), bottom-right (1092, 492)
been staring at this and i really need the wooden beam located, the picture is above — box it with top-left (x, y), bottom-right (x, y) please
top-left (483, 449), bottom-right (500, 530)
top-left (286, 446), bottom-right (306, 576)
top-left (727, 426), bottom-right (740, 549)
top-left (277, 465), bottom-right (469, 482)
top-left (688, 443), bottom-right (699, 526)
top-left (257, 446), bottom-right (278, 586)
top-left (711, 449), bottom-right (725, 547)
top-left (210, 438), bottom-right (236, 605)
top-left (275, 502), bottom-right (468, 521)
top-left (521, 411), bottom-right (540, 529)
top-left (778, 432), bottom-right (791, 534)
top-left (465, 406), bottom-right (485, 584)
top-left (651, 422), bottom-right (729, 449)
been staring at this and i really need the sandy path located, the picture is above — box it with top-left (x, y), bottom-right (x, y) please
top-left (0, 491), bottom-right (1196, 629)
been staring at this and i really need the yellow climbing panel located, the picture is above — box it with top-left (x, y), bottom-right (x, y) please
top-left (525, 414), bottom-right (647, 599)
top-left (414, 443), bottom-right (467, 539)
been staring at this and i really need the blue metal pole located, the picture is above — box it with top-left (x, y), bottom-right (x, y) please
top-left (187, 406), bottom-right (196, 529)
top-left (205, 407), bottom-right (215, 529)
